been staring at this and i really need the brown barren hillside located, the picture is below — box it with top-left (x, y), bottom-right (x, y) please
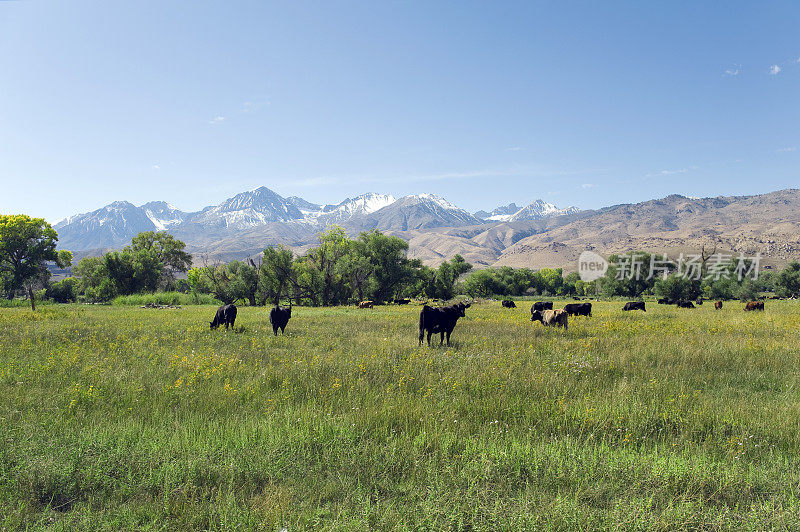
top-left (493, 189), bottom-right (800, 270)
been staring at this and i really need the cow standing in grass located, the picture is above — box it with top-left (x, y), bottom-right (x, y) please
top-left (744, 301), bottom-right (764, 311)
top-left (269, 304), bottom-right (291, 336)
top-left (676, 300), bottom-right (695, 309)
top-left (358, 300), bottom-right (374, 309)
top-left (501, 300), bottom-right (516, 308)
top-left (210, 304), bottom-right (237, 330)
top-left (714, 301), bottom-right (723, 310)
top-left (530, 309), bottom-right (568, 332)
top-left (418, 302), bottom-right (470, 347)
top-left (622, 302), bottom-right (646, 312)
top-left (531, 301), bottom-right (553, 312)
top-left (564, 302), bottom-right (592, 317)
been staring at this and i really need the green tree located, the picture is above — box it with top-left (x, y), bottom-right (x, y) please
top-left (654, 274), bottom-right (692, 301)
top-left (0, 215), bottom-right (72, 309)
top-left (463, 268), bottom-right (505, 297)
top-left (259, 245), bottom-right (296, 305)
top-left (359, 230), bottom-right (413, 303)
top-left (426, 255), bottom-right (472, 299)
top-left (337, 240), bottom-right (374, 302)
top-left (46, 277), bottom-right (78, 303)
top-left (776, 261), bottom-right (800, 298)
top-left (125, 231), bottom-right (192, 289)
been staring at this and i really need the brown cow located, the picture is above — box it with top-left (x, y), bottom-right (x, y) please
top-left (714, 300), bottom-right (723, 310)
top-left (744, 301), bottom-right (764, 311)
top-left (530, 309), bottom-right (568, 332)
top-left (358, 300), bottom-right (374, 309)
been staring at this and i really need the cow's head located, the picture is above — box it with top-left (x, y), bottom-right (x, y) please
top-left (530, 310), bottom-right (543, 323)
top-left (210, 321), bottom-right (218, 330)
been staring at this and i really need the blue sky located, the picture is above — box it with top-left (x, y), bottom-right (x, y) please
top-left (1, 1), bottom-right (798, 223)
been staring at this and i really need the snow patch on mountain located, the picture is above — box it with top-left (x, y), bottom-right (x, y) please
top-left (141, 201), bottom-right (186, 231)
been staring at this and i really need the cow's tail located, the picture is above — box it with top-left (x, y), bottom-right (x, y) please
top-left (418, 308), bottom-right (428, 345)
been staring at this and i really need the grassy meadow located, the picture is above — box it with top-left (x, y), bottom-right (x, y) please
top-left (2, 299), bottom-right (800, 529)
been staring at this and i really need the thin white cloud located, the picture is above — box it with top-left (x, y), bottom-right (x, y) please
top-left (646, 168), bottom-right (688, 177)
top-left (769, 64), bottom-right (782, 75)
top-left (209, 116), bottom-right (226, 124)
top-left (724, 64), bottom-right (741, 76)
top-left (241, 98), bottom-right (270, 112)
top-left (776, 146), bottom-right (797, 152)
top-left (580, 183), bottom-right (595, 189)
top-left (152, 164), bottom-right (161, 170)
top-left (505, 146), bottom-right (523, 152)
top-left (275, 165), bottom-right (604, 190)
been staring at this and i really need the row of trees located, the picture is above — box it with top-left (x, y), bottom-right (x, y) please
top-left (186, 227), bottom-right (473, 306)
top-left (5, 214), bottom-right (800, 309)
top-left (51, 232), bottom-right (192, 303)
top-left (458, 252), bottom-right (800, 301)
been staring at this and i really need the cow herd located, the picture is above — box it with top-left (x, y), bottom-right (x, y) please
top-left (209, 295), bottom-right (768, 345)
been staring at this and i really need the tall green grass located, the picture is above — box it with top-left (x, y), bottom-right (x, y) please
top-left (2, 301), bottom-right (800, 529)
top-left (110, 291), bottom-right (221, 306)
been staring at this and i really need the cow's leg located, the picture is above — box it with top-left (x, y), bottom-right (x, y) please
top-left (427, 332), bottom-right (432, 346)
top-left (445, 331), bottom-right (451, 346)
top-left (419, 329), bottom-right (424, 346)
top-left (273, 326), bottom-right (278, 336)
top-left (281, 326), bottom-right (286, 334)
top-left (439, 332), bottom-right (444, 346)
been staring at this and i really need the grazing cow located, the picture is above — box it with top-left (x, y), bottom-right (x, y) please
top-left (714, 300), bottom-right (723, 310)
top-left (210, 304), bottom-right (237, 330)
top-left (622, 301), bottom-right (646, 312)
top-left (393, 298), bottom-right (411, 305)
top-left (676, 300), bottom-right (695, 308)
top-left (531, 301), bottom-right (553, 312)
top-left (358, 300), bottom-right (374, 309)
top-left (696, 298), bottom-right (704, 306)
top-left (501, 299), bottom-right (516, 308)
top-left (744, 301), bottom-right (764, 311)
top-left (530, 309), bottom-right (569, 332)
top-left (564, 302), bottom-right (592, 317)
top-left (418, 302), bottom-right (470, 346)
top-left (657, 298), bottom-right (673, 305)
top-left (269, 305), bottom-right (291, 336)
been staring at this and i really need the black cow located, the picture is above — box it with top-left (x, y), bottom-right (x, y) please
top-left (418, 302), bottom-right (470, 346)
top-left (622, 301), bottom-right (646, 312)
top-left (393, 298), bottom-right (411, 305)
top-left (564, 302), bottom-right (592, 317)
top-left (269, 305), bottom-right (292, 335)
top-left (676, 300), bottom-right (695, 308)
top-left (696, 298), bottom-right (704, 306)
top-left (210, 304), bottom-right (237, 330)
top-left (501, 299), bottom-right (516, 308)
top-left (531, 301), bottom-right (553, 312)
top-left (658, 298), bottom-right (673, 305)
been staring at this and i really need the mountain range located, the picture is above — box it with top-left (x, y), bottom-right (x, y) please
top-left (53, 187), bottom-right (800, 270)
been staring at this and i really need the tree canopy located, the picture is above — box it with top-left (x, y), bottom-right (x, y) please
top-left (0, 214), bottom-right (72, 309)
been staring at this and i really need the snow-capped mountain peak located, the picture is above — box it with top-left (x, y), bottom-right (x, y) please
top-left (54, 187), bottom-right (581, 251)
top-left (411, 193), bottom-right (462, 211)
top-left (141, 201), bottom-right (186, 231)
top-left (508, 200), bottom-right (578, 222)
top-left (191, 186), bottom-right (304, 228)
